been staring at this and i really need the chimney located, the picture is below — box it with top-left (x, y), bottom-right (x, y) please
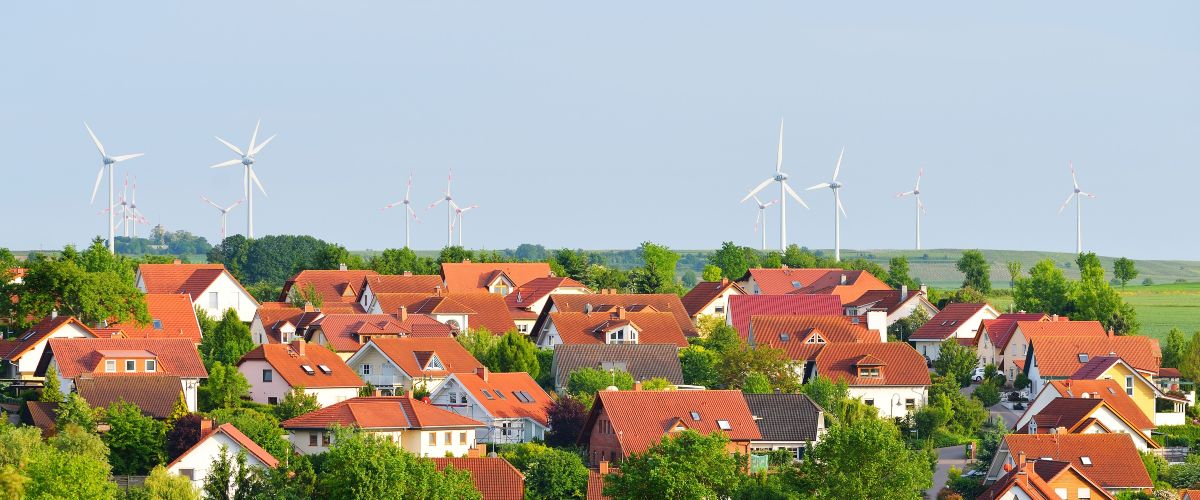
top-left (476, 366), bottom-right (489, 382)
top-left (1016, 451), bottom-right (1026, 470)
top-left (516, 291), bottom-right (523, 303)
top-left (919, 284), bottom-right (928, 295)
top-left (50, 309), bottom-right (58, 320)
top-left (615, 306), bottom-right (626, 320)
top-left (633, 381), bottom-right (642, 391)
top-left (373, 389), bottom-right (383, 397)
top-left (468, 444), bottom-right (487, 458)
top-left (403, 271), bottom-right (412, 277)
top-left (780, 264), bottom-right (789, 269)
top-left (200, 418), bottom-right (214, 435)
top-left (303, 301), bottom-right (315, 313)
top-left (338, 263), bottom-right (348, 271)
top-left (462, 259), bottom-right (471, 263)
top-left (599, 461), bottom-right (610, 475)
top-left (435, 285), bottom-right (443, 297)
top-left (1051, 314), bottom-right (1058, 322)
top-left (720, 277), bottom-right (729, 286)
top-left (900, 285), bottom-right (908, 302)
top-left (173, 259), bottom-right (181, 265)
top-left (291, 339), bottom-right (305, 356)
top-left (840, 274), bottom-right (847, 285)
top-left (406, 388), bottom-right (414, 399)
top-left (397, 306), bottom-right (408, 323)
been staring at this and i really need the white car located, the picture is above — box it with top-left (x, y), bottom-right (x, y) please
top-left (972, 367), bottom-right (986, 382)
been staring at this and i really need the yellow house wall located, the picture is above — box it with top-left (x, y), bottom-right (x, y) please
top-left (1100, 364), bottom-right (1155, 422)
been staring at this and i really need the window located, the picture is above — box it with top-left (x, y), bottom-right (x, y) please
top-left (805, 334), bottom-right (826, 344)
top-left (689, 411), bottom-right (700, 421)
top-left (864, 399), bottom-right (875, 407)
top-left (429, 432), bottom-right (437, 445)
top-left (518, 324), bottom-right (528, 333)
top-left (445, 432), bottom-right (451, 444)
top-left (780, 333), bottom-right (790, 342)
top-left (459, 432), bottom-right (467, 444)
top-left (714, 305), bottom-right (725, 314)
top-left (301, 365), bottom-right (315, 375)
top-left (209, 292), bottom-right (219, 309)
top-left (125, 360), bottom-right (136, 371)
top-left (426, 356), bottom-right (444, 370)
top-left (1078, 353), bottom-right (1089, 363)
top-left (717, 420), bottom-right (731, 430)
top-left (361, 364), bottom-right (371, 375)
top-left (263, 369), bottom-right (273, 382)
top-left (268, 397), bottom-right (278, 405)
top-left (1080, 456), bottom-right (1092, 466)
top-left (1126, 376), bottom-right (1134, 396)
top-left (105, 360), bottom-right (116, 372)
top-left (152, 319), bottom-right (163, 330)
top-left (1078, 488), bottom-right (1092, 499)
top-left (318, 364), bottom-right (332, 375)
top-left (482, 389), bottom-right (495, 400)
top-left (145, 359), bottom-right (156, 372)
top-left (180, 469), bottom-right (194, 480)
top-left (1055, 488), bottom-right (1068, 499)
top-left (858, 367), bottom-right (880, 378)
top-left (495, 390), bottom-right (507, 400)
top-left (309, 433), bottom-right (318, 446)
top-left (905, 398), bottom-right (916, 411)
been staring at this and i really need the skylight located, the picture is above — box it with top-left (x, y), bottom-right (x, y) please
top-left (717, 420), bottom-right (731, 430)
top-left (20, 331), bottom-right (35, 341)
top-left (1081, 456), bottom-right (1092, 466)
top-left (152, 319), bottom-right (163, 330)
top-left (690, 411), bottom-right (700, 421)
top-left (318, 364), bottom-right (332, 375)
top-left (779, 333), bottom-right (790, 342)
top-left (481, 389), bottom-right (495, 400)
top-left (495, 390), bottom-right (507, 400)
top-left (515, 391), bottom-right (534, 403)
top-left (301, 365), bottom-right (315, 375)
top-left (791, 281), bottom-right (802, 288)
top-left (1078, 353), bottom-right (1089, 363)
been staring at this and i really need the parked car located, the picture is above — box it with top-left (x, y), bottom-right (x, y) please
top-left (972, 367), bottom-right (986, 382)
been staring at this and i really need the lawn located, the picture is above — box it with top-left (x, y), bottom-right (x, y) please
top-left (1120, 282), bottom-right (1200, 341)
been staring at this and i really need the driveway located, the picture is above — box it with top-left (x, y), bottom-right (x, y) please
top-left (927, 445), bottom-right (969, 499)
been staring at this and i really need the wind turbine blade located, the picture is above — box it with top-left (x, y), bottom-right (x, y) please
top-left (110, 153), bottom-right (143, 162)
top-left (837, 197), bottom-right (848, 218)
top-left (832, 147), bottom-right (845, 181)
top-left (249, 120), bottom-right (260, 155)
top-left (776, 119), bottom-right (784, 174)
top-left (382, 200), bottom-right (406, 210)
top-left (405, 173), bottom-right (413, 201)
top-left (227, 199), bottom-right (244, 211)
top-left (250, 169), bottom-right (267, 197)
top-left (407, 205), bottom-right (420, 222)
top-left (740, 178), bottom-right (774, 203)
top-left (805, 182), bottom-right (831, 191)
top-left (250, 134), bottom-right (275, 155)
top-left (783, 182), bottom-right (808, 209)
top-left (752, 194), bottom-right (763, 206)
top-left (1079, 191), bottom-right (1096, 198)
top-left (215, 136), bottom-right (244, 156)
top-left (449, 200), bottom-right (460, 212)
top-left (918, 197), bottom-right (928, 215)
top-left (84, 122), bottom-right (107, 157)
top-left (428, 199), bottom-right (444, 210)
top-left (90, 166), bottom-right (104, 203)
top-left (755, 210), bottom-right (762, 225)
top-left (896, 190), bottom-right (915, 198)
top-left (1070, 162), bottom-right (1079, 190)
top-left (202, 196), bottom-right (223, 210)
top-left (1058, 193), bottom-right (1074, 214)
top-left (915, 168), bottom-right (923, 190)
top-left (764, 199), bottom-right (779, 207)
top-left (209, 159), bottom-right (242, 169)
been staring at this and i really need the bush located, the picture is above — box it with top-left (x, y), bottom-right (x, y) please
top-left (973, 381), bottom-right (1000, 407)
top-left (1013, 373), bottom-right (1031, 391)
top-left (1007, 391), bottom-right (1027, 402)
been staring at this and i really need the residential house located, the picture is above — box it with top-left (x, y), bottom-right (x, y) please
top-left (429, 457), bottom-right (525, 500)
top-left (809, 342), bottom-right (931, 418)
top-left (1024, 335), bottom-right (1161, 395)
top-left (505, 276), bottom-right (590, 334)
top-left (1014, 379), bottom-right (1156, 441)
top-left (578, 389), bottom-right (761, 467)
top-left (441, 261), bottom-right (553, 295)
top-left (431, 368), bottom-right (551, 444)
top-left (1012, 396), bottom-right (1159, 450)
top-left (136, 261), bottom-right (258, 321)
top-left (726, 294), bottom-right (845, 341)
top-left (551, 343), bottom-right (683, 393)
top-left (249, 303), bottom-right (325, 345)
top-left (532, 293), bottom-right (698, 339)
top-left (735, 267), bottom-right (892, 304)
top-left (237, 341), bottom-right (362, 407)
top-left (908, 303), bottom-right (999, 362)
top-left (985, 434), bottom-right (1153, 495)
top-left (1067, 356), bottom-right (1187, 426)
top-left (279, 268), bottom-right (378, 312)
top-left (363, 292), bottom-right (439, 315)
top-left (979, 453), bottom-right (1114, 500)
top-left (38, 338), bottom-right (207, 411)
top-left (106, 293), bottom-right (204, 343)
top-left (75, 375), bottom-right (186, 419)
top-left (357, 273), bottom-right (445, 312)
top-left (746, 315), bottom-right (880, 363)
top-left (536, 309), bottom-right (688, 348)
top-left (1183, 490), bottom-right (1200, 500)
top-left (841, 286), bottom-right (938, 328)
top-left (307, 313), bottom-right (409, 359)
top-left (346, 337), bottom-right (484, 394)
top-left (743, 393), bottom-right (826, 461)
top-left (998, 319), bottom-right (1107, 382)
top-left (0, 314), bottom-right (97, 380)
top-left (167, 421), bottom-right (278, 489)
top-left (974, 313), bottom-right (1051, 377)
top-left (282, 396), bottom-right (482, 456)
top-left (408, 292), bottom-right (517, 334)
top-left (680, 278), bottom-right (746, 322)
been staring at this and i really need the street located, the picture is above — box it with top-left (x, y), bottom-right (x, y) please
top-left (925, 387), bottom-right (1021, 498)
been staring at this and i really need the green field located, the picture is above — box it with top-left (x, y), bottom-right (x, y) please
top-left (1119, 282), bottom-right (1200, 341)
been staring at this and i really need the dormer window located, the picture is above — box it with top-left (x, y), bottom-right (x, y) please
top-left (1078, 353), bottom-right (1089, 363)
top-left (105, 360), bottom-right (116, 373)
top-left (125, 360), bottom-right (136, 371)
top-left (607, 327), bottom-right (638, 345)
top-left (145, 360), bottom-right (156, 372)
top-left (805, 334), bottom-right (826, 344)
top-left (858, 367), bottom-right (881, 378)
top-left (426, 355), bottom-right (444, 371)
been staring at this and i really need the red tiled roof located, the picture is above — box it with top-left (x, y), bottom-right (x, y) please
top-left (813, 343), bottom-right (931, 386)
top-left (395, 313), bottom-right (455, 338)
top-left (280, 269), bottom-right (379, 305)
top-left (545, 294), bottom-right (697, 336)
top-left (680, 280), bottom-right (745, 317)
top-left (1001, 434), bottom-right (1152, 489)
top-left (373, 293), bottom-right (438, 315)
top-left (506, 277), bottom-right (590, 319)
top-left (978, 460), bottom-right (1060, 500)
top-left (444, 371), bottom-right (551, 426)
top-left (282, 396), bottom-right (482, 429)
top-left (746, 315), bottom-right (879, 361)
top-left (411, 293), bottom-right (517, 334)
top-left (742, 268), bottom-right (891, 303)
top-left (108, 294), bottom-right (203, 343)
top-left (1027, 397), bottom-right (1105, 431)
top-left (1048, 379), bottom-right (1155, 430)
top-left (580, 390), bottom-right (761, 457)
top-left (364, 337), bottom-right (484, 378)
top-left (362, 274), bottom-right (444, 295)
top-left (137, 263), bottom-right (226, 296)
top-left (547, 311), bottom-right (688, 347)
top-left (238, 342), bottom-right (362, 388)
top-left (43, 338), bottom-right (206, 378)
top-left (0, 315), bottom-right (96, 362)
top-left (587, 470), bottom-right (611, 500)
top-left (1018, 320), bottom-right (1108, 339)
top-left (983, 313), bottom-right (1051, 351)
top-left (168, 423), bottom-right (279, 469)
top-left (430, 457), bottom-right (525, 500)
top-left (255, 306), bottom-right (306, 344)
top-left (442, 262), bottom-right (553, 293)
top-left (310, 314), bottom-right (407, 353)
top-left (75, 374), bottom-right (183, 419)
top-left (727, 294), bottom-right (843, 339)
top-left (1028, 336), bottom-right (1161, 378)
top-left (910, 303), bottom-right (992, 341)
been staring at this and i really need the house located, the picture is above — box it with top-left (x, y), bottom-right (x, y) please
top-left (136, 261), bottom-right (258, 321)
top-left (985, 434), bottom-right (1153, 495)
top-left (841, 286), bottom-right (938, 328)
top-left (532, 293), bottom-right (698, 339)
top-left (551, 343), bottom-right (683, 393)
top-left (1012, 396), bottom-right (1159, 450)
top-left (249, 303), bottom-right (326, 345)
top-left (735, 267), bottom-right (892, 304)
top-left (578, 389), bottom-right (761, 467)
top-left (430, 368), bottom-right (551, 444)
top-left (307, 313), bottom-right (409, 358)
top-left (38, 337), bottom-right (207, 411)
top-left (0, 314), bottom-right (97, 380)
top-left (1024, 335), bottom-right (1161, 395)
top-left (1183, 490), bottom-right (1200, 500)
top-left (536, 309), bottom-right (688, 348)
top-left (75, 375), bottom-right (186, 419)
top-left (237, 341), bottom-right (361, 407)
top-left (997, 319), bottom-right (1107, 382)
top-left (1014, 379), bottom-right (1156, 440)
top-left (106, 294), bottom-right (204, 343)
top-left (441, 261), bottom-right (553, 295)
top-left (281, 395), bottom-right (482, 457)
top-left (726, 294), bottom-right (845, 341)
top-left (346, 337), bottom-right (484, 394)
top-left (680, 278), bottom-right (746, 321)
top-left (363, 292), bottom-right (439, 315)
top-left (746, 315), bottom-right (880, 363)
top-left (974, 313), bottom-right (1051, 377)
top-left (167, 421), bottom-right (278, 489)
top-left (979, 453), bottom-right (1114, 500)
top-left (1067, 356), bottom-right (1188, 426)
top-left (408, 292), bottom-right (517, 335)
top-left (429, 457), bottom-right (525, 500)
top-left (279, 268), bottom-right (378, 311)
top-left (809, 342), bottom-right (931, 418)
top-left (743, 393), bottom-right (825, 461)
top-left (357, 273), bottom-right (445, 312)
top-left (908, 303), bottom-right (1000, 362)
top-left (505, 277), bottom-right (590, 334)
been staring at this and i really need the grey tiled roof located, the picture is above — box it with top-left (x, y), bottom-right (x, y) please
top-left (743, 393), bottom-right (823, 442)
top-left (75, 375), bottom-right (184, 419)
top-left (551, 343), bottom-right (683, 390)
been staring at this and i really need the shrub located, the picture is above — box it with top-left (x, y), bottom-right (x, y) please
top-left (973, 381), bottom-right (1000, 407)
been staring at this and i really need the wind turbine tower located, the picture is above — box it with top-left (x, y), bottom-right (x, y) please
top-left (428, 169), bottom-right (456, 247)
top-left (453, 203), bottom-right (478, 247)
top-left (209, 120), bottom-right (275, 238)
top-left (1058, 162), bottom-right (1095, 254)
top-left (740, 120), bottom-right (808, 250)
top-left (85, 123), bottom-right (144, 252)
top-left (382, 173), bottom-right (420, 248)
top-left (201, 196), bottom-right (244, 242)
top-left (896, 168), bottom-right (926, 250)
top-left (805, 148), bottom-right (847, 262)
top-left (751, 195), bottom-right (778, 250)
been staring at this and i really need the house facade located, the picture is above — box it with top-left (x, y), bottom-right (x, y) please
top-left (282, 396), bottom-right (482, 457)
top-left (136, 262), bottom-right (258, 321)
top-left (236, 340), bottom-right (361, 407)
top-left (167, 422), bottom-right (278, 489)
top-left (908, 303), bottom-right (999, 362)
top-left (345, 337), bottom-right (484, 394)
top-left (39, 337), bottom-right (207, 411)
top-left (809, 342), bottom-right (931, 418)
top-left (680, 279), bottom-right (746, 322)
top-left (0, 314), bottom-right (97, 380)
top-left (430, 368), bottom-right (551, 444)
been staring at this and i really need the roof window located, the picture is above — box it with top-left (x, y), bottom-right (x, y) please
top-left (301, 365), bottom-right (315, 375)
top-left (780, 333), bottom-right (790, 342)
top-left (20, 330), bottom-right (35, 341)
top-left (1078, 353), bottom-right (1089, 363)
top-left (495, 390), bottom-right (507, 400)
top-left (152, 319), bottom-right (163, 330)
top-left (689, 411), bottom-right (700, 421)
top-left (481, 389), bottom-right (495, 400)
top-left (791, 281), bottom-right (802, 288)
top-left (318, 364), bottom-right (332, 375)
top-left (717, 420), bottom-right (731, 430)
top-left (1081, 456), bottom-right (1092, 466)
top-left (514, 391), bottom-right (534, 403)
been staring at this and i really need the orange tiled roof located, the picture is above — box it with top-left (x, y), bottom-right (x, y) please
top-left (137, 263), bottom-right (226, 297)
top-left (373, 293), bottom-right (440, 315)
top-left (44, 338), bottom-right (206, 378)
top-left (741, 268), bottom-right (891, 303)
top-left (813, 342), bottom-right (931, 386)
top-left (310, 314), bottom-right (407, 353)
top-left (680, 280), bottom-right (745, 317)
top-left (1001, 434), bottom-right (1151, 489)
top-left (983, 313), bottom-right (1052, 351)
top-left (506, 277), bottom-right (590, 319)
top-left (1047, 379), bottom-right (1154, 430)
top-left (979, 458), bottom-right (1114, 500)
top-left (544, 294), bottom-right (698, 336)
top-left (0, 315), bottom-right (96, 361)
top-left (547, 311), bottom-right (688, 347)
top-left (366, 337), bottom-right (484, 378)
top-left (442, 262), bottom-right (553, 293)
top-left (168, 423), bottom-right (279, 469)
top-left (747, 315), bottom-right (878, 361)
top-left (282, 396), bottom-right (482, 429)
top-left (727, 294), bottom-right (843, 338)
top-left (910, 303), bottom-right (991, 341)
top-left (238, 342), bottom-right (362, 388)
top-left (446, 371), bottom-right (551, 426)
top-left (1028, 336), bottom-right (1161, 378)
top-left (410, 293), bottom-right (516, 334)
top-left (1018, 320), bottom-right (1109, 339)
top-left (280, 269), bottom-right (379, 305)
top-left (580, 390), bottom-right (761, 457)
top-left (108, 294), bottom-right (203, 343)
top-left (429, 457), bottom-right (525, 500)
top-left (362, 274), bottom-right (444, 295)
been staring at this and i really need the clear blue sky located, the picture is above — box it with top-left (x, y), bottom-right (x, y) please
top-left (1, 2), bottom-right (1196, 259)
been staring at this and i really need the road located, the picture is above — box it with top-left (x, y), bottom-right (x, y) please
top-left (926, 387), bottom-right (1022, 498)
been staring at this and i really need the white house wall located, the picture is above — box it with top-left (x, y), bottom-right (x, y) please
top-left (197, 273), bottom-right (257, 322)
top-left (16, 323), bottom-right (93, 377)
top-left (849, 386), bottom-right (928, 419)
top-left (168, 431), bottom-right (273, 489)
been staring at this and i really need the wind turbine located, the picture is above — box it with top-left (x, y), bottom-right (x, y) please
top-left (740, 119), bottom-right (808, 250)
top-left (427, 169), bottom-right (456, 247)
top-left (382, 173), bottom-right (420, 248)
top-left (751, 195), bottom-right (779, 251)
top-left (209, 120), bottom-right (275, 238)
top-left (1058, 162), bottom-right (1095, 254)
top-left (805, 148), bottom-right (847, 262)
top-left (201, 196), bottom-right (244, 242)
top-left (85, 123), bottom-right (144, 252)
top-left (452, 203), bottom-right (478, 247)
top-left (128, 175), bottom-right (148, 238)
top-left (896, 168), bottom-right (926, 250)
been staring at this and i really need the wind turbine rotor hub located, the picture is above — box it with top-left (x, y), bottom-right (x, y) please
top-left (242, 156), bottom-right (254, 165)
top-left (103, 156), bottom-right (114, 165)
top-left (830, 182), bottom-right (842, 189)
top-left (775, 173), bottom-right (788, 181)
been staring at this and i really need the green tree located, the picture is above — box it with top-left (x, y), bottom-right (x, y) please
top-left (456, 328), bottom-right (500, 368)
top-left (103, 400), bottom-right (167, 475)
top-left (955, 250), bottom-right (991, 294)
top-left (202, 447), bottom-right (249, 500)
top-left (1113, 257), bottom-right (1138, 289)
top-left (545, 395), bottom-right (589, 448)
top-left (1072, 252), bottom-right (1138, 334)
top-left (24, 440), bottom-right (118, 499)
top-left (1006, 260), bottom-right (1022, 288)
top-left (289, 282), bottom-right (324, 309)
top-left (679, 345), bottom-right (721, 388)
top-left (167, 391), bottom-right (190, 425)
top-left (1013, 259), bottom-right (1072, 315)
top-left (56, 392), bottom-right (97, 431)
top-left (553, 249), bottom-right (590, 282)
top-left (5, 241), bottom-right (149, 328)
top-left (40, 365), bottom-right (62, 403)
top-left (207, 407), bottom-right (290, 460)
top-left (370, 247), bottom-right (434, 275)
top-left (641, 377), bottom-right (674, 391)
top-left (797, 416), bottom-right (932, 499)
top-left (199, 308), bottom-right (255, 368)
top-left (1180, 331), bottom-right (1200, 383)
top-left (933, 340), bottom-right (978, 387)
top-left (314, 428), bottom-right (481, 500)
top-left (49, 424), bottom-right (109, 461)
top-left (681, 269), bottom-right (698, 288)
top-left (701, 265), bottom-right (723, 282)
top-left (742, 372), bottom-right (771, 394)
top-left (568, 367), bottom-right (634, 398)
top-left (603, 430), bottom-right (744, 499)
top-left (972, 379), bottom-right (1001, 407)
top-left (499, 442), bottom-right (590, 500)
top-left (492, 331), bottom-right (540, 379)
top-left (274, 386), bottom-right (321, 421)
top-left (200, 362), bottom-right (251, 411)
top-left (888, 307), bottom-right (929, 342)
top-left (1163, 328), bottom-right (1188, 369)
top-left (709, 242), bottom-right (750, 281)
top-left (716, 343), bottom-right (801, 392)
top-left (141, 464), bottom-right (200, 500)
top-left (782, 244), bottom-right (819, 269)
top-left (631, 242), bottom-right (680, 294)
top-left (886, 256), bottom-right (918, 290)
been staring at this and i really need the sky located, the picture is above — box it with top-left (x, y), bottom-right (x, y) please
top-left (1, 2), bottom-right (1196, 259)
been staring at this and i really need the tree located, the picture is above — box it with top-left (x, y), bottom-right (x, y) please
top-left (709, 242), bottom-right (750, 281)
top-left (199, 308), bottom-right (255, 368)
top-left (1013, 259), bottom-right (1072, 315)
top-left (955, 250), bottom-right (991, 294)
top-left (140, 464), bottom-right (200, 500)
top-left (49, 424), bottom-right (109, 462)
top-left (370, 247), bottom-right (435, 275)
top-left (314, 428), bottom-right (481, 500)
top-left (641, 377), bottom-right (674, 390)
top-left (934, 340), bottom-right (978, 388)
top-left (631, 242), bottom-right (680, 294)
top-left (5, 241), bottom-right (149, 328)
top-left (274, 386), bottom-right (321, 421)
top-left (200, 362), bottom-right (251, 411)
top-left (701, 265), bottom-right (723, 282)
top-left (1163, 328), bottom-right (1188, 369)
top-left (23, 438), bottom-right (118, 499)
top-left (103, 400), bottom-right (167, 475)
top-left (56, 392), bottom-right (97, 431)
top-left (499, 442), bottom-right (590, 499)
top-left (289, 282), bottom-right (324, 309)
top-left (545, 396), bottom-right (588, 448)
top-left (456, 328), bottom-right (500, 368)
top-left (1013, 372), bottom-right (1032, 391)
top-left (1006, 260), bottom-right (1022, 288)
top-left (797, 416), bottom-right (932, 499)
top-left (603, 430), bottom-right (744, 499)
top-left (568, 367), bottom-right (633, 397)
top-left (716, 343), bottom-right (801, 392)
top-left (167, 391), bottom-right (190, 425)
top-left (679, 345), bottom-right (720, 388)
top-left (167, 413), bottom-right (203, 461)
top-left (39, 365), bottom-right (62, 403)
top-left (514, 244), bottom-right (548, 262)
top-left (681, 269), bottom-right (698, 288)
top-left (782, 244), bottom-right (819, 269)
top-left (1073, 252), bottom-right (1138, 334)
top-left (1180, 331), bottom-right (1200, 383)
top-left (492, 331), bottom-right (540, 379)
top-left (202, 447), bottom-right (249, 500)
top-left (1113, 257), bottom-right (1138, 289)
top-left (553, 249), bottom-right (590, 282)
top-left (888, 308), bottom-right (929, 342)
top-left (207, 407), bottom-right (289, 460)
top-left (972, 379), bottom-right (1001, 407)
top-left (742, 372), bottom-right (771, 393)
top-left (886, 256), bottom-right (917, 290)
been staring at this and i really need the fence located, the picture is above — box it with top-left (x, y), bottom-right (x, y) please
top-left (112, 476), bottom-right (148, 491)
